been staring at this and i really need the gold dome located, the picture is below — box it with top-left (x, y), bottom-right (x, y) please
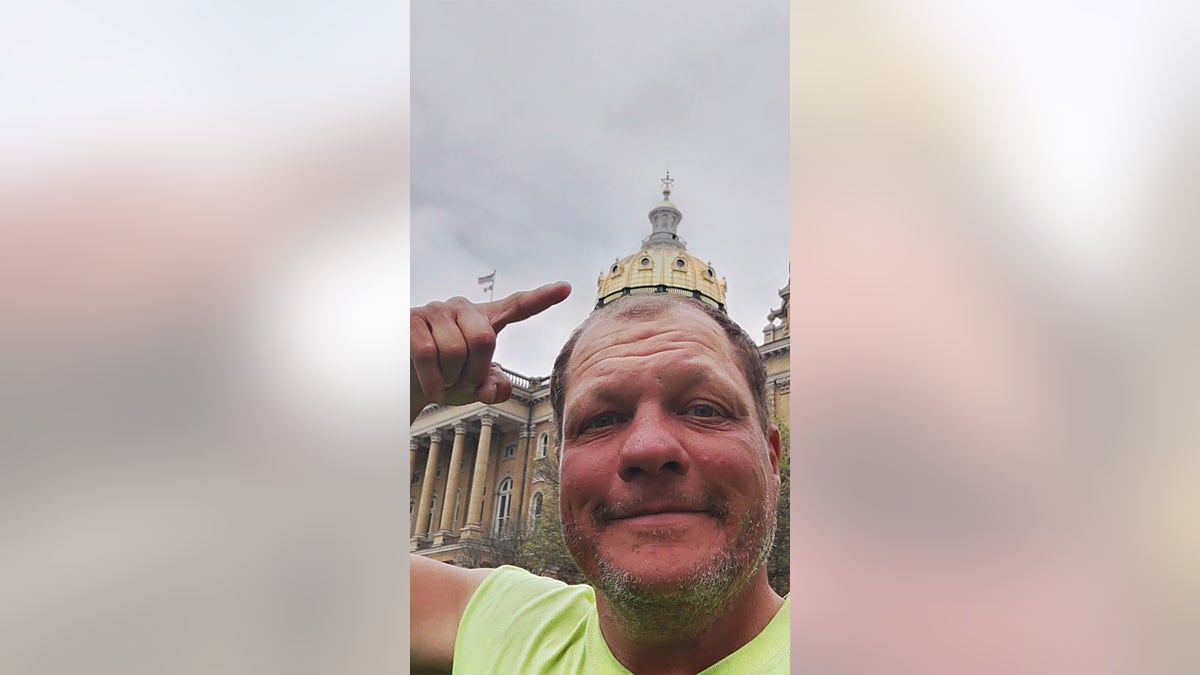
top-left (595, 175), bottom-right (728, 311)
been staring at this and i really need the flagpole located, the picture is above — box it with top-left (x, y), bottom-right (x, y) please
top-left (478, 270), bottom-right (496, 301)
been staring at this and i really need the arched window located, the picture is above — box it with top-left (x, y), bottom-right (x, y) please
top-left (536, 432), bottom-right (549, 459)
top-left (530, 491), bottom-right (544, 526)
top-left (426, 493), bottom-right (438, 534)
top-left (494, 477), bottom-right (513, 535)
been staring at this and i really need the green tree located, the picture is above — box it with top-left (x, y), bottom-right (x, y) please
top-left (452, 520), bottom-right (527, 569)
top-left (517, 443), bottom-right (588, 584)
top-left (767, 419), bottom-right (790, 596)
top-left (520, 493), bottom-right (587, 584)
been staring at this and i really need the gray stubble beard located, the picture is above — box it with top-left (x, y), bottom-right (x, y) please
top-left (563, 492), bottom-right (777, 642)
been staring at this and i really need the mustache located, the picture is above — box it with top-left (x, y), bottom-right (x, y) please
top-left (592, 491), bottom-right (731, 526)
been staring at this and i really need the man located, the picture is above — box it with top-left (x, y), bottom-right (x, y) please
top-left (410, 282), bottom-right (789, 674)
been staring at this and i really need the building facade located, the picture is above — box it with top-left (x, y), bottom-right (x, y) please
top-left (410, 178), bottom-right (789, 564)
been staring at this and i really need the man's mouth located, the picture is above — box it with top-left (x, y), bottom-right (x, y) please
top-left (595, 495), bottom-right (728, 525)
top-left (614, 505), bottom-right (708, 520)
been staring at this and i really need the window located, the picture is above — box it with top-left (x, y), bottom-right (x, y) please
top-left (536, 432), bottom-right (549, 459)
top-left (530, 492), bottom-right (544, 525)
top-left (494, 477), bottom-right (513, 535)
top-left (453, 489), bottom-right (462, 530)
top-left (640, 257), bottom-right (651, 267)
top-left (427, 493), bottom-right (438, 534)
top-left (503, 443), bottom-right (517, 460)
top-left (411, 471), bottom-right (420, 486)
top-left (409, 499), bottom-right (415, 530)
top-left (675, 258), bottom-right (686, 268)
top-left (436, 463), bottom-right (443, 478)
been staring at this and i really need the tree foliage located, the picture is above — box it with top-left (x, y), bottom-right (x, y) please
top-left (767, 419), bottom-right (791, 597)
top-left (519, 493), bottom-right (587, 585)
top-left (518, 444), bottom-right (587, 584)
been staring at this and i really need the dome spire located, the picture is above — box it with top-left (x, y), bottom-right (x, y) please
top-left (643, 171), bottom-right (685, 249)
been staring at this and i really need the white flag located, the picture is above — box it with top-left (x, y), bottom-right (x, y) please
top-left (477, 271), bottom-right (495, 285)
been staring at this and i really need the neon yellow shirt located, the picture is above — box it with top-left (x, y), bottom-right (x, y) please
top-left (453, 565), bottom-right (789, 674)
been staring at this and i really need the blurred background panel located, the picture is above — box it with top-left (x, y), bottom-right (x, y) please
top-left (0, 2), bottom-right (410, 674)
top-left (788, 2), bottom-right (1198, 674)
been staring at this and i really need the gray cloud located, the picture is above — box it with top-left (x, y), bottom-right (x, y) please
top-left (412, 0), bottom-right (789, 375)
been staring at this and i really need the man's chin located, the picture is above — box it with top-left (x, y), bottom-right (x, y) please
top-left (591, 548), bottom-right (745, 604)
top-left (593, 530), bottom-right (726, 580)
top-left (600, 562), bottom-right (704, 594)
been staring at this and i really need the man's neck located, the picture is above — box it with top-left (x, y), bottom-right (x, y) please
top-left (595, 571), bottom-right (784, 675)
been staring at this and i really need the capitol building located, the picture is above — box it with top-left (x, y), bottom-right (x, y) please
top-left (410, 177), bottom-right (790, 564)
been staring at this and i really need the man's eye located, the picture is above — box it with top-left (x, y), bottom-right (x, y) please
top-left (582, 414), bottom-right (619, 431)
top-left (686, 404), bottom-right (720, 418)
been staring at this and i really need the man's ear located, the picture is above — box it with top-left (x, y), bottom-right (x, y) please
top-left (766, 424), bottom-right (782, 480)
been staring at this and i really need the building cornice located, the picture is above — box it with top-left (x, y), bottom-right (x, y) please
top-left (760, 336), bottom-right (790, 360)
top-left (411, 405), bottom-right (528, 437)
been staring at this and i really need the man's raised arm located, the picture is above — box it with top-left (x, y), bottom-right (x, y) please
top-left (408, 281), bottom-right (571, 671)
top-left (409, 554), bottom-right (493, 673)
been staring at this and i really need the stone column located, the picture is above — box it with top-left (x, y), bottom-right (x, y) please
top-left (434, 421), bottom-right (469, 545)
top-left (409, 437), bottom-right (421, 536)
top-left (460, 412), bottom-right (498, 539)
top-left (412, 429), bottom-right (443, 545)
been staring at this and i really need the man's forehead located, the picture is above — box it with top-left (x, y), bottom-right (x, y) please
top-left (559, 302), bottom-right (743, 410)
top-left (571, 300), bottom-right (727, 362)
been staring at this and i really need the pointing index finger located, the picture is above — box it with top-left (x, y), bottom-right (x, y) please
top-left (484, 281), bottom-right (572, 332)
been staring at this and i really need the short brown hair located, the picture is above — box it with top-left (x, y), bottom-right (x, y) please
top-left (550, 295), bottom-right (771, 443)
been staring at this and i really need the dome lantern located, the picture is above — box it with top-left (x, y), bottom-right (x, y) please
top-left (642, 171), bottom-right (686, 249)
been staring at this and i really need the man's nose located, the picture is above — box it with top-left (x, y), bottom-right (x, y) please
top-left (617, 407), bottom-right (691, 481)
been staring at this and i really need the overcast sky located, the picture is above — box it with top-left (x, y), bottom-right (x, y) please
top-left (7, 0), bottom-right (1188, 407)
top-left (410, 0), bottom-right (790, 377)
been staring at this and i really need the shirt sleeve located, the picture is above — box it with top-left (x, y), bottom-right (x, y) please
top-left (453, 566), bottom-right (595, 673)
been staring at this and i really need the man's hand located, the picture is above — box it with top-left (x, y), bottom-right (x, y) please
top-left (410, 281), bottom-right (571, 421)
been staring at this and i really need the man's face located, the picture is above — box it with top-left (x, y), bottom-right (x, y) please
top-left (557, 303), bottom-right (781, 602)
